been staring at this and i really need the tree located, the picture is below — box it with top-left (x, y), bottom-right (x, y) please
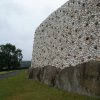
top-left (0, 43), bottom-right (23, 70)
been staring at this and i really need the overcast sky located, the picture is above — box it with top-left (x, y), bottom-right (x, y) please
top-left (0, 0), bottom-right (68, 61)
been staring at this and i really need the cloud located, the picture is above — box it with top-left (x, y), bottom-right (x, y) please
top-left (0, 0), bottom-right (68, 60)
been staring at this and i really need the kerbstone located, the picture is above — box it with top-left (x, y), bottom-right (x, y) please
top-left (29, 61), bottom-right (100, 97)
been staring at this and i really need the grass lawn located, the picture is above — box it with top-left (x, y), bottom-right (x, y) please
top-left (0, 70), bottom-right (99, 100)
top-left (0, 70), bottom-right (17, 75)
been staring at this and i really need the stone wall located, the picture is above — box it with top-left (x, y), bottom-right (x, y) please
top-left (30, 0), bottom-right (100, 97)
top-left (29, 61), bottom-right (100, 97)
top-left (31, 0), bottom-right (100, 69)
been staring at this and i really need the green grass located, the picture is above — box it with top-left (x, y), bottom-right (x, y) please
top-left (0, 70), bottom-right (99, 100)
top-left (0, 70), bottom-right (14, 75)
top-left (0, 70), bottom-right (19, 75)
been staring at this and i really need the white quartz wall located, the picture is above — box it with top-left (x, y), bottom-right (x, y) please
top-left (31, 0), bottom-right (100, 69)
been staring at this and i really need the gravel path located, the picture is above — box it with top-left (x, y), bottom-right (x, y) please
top-left (0, 70), bottom-right (20, 79)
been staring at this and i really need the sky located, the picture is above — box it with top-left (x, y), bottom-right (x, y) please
top-left (0, 0), bottom-right (68, 61)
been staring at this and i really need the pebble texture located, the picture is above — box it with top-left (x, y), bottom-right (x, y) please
top-left (31, 0), bottom-right (100, 69)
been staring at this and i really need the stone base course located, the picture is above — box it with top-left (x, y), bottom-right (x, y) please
top-left (29, 60), bottom-right (100, 97)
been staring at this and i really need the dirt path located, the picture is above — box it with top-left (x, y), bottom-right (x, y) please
top-left (0, 70), bottom-right (20, 79)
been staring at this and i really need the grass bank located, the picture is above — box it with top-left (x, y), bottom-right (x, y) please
top-left (0, 70), bottom-right (99, 100)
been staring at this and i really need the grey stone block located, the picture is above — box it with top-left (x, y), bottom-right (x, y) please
top-left (29, 61), bottom-right (100, 97)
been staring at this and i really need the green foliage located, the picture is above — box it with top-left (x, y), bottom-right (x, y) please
top-left (0, 43), bottom-right (23, 70)
top-left (0, 70), bottom-right (99, 100)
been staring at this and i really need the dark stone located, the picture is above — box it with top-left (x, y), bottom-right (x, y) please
top-left (41, 66), bottom-right (60, 86)
top-left (29, 60), bottom-right (100, 97)
top-left (28, 67), bottom-right (41, 81)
